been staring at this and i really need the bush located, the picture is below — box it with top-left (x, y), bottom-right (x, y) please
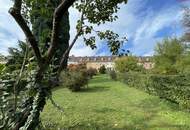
top-left (115, 56), bottom-right (143, 73)
top-left (120, 72), bottom-right (190, 109)
top-left (61, 63), bottom-right (89, 92)
top-left (61, 70), bottom-right (88, 92)
top-left (68, 63), bottom-right (86, 72)
top-left (87, 68), bottom-right (97, 79)
top-left (99, 65), bottom-right (106, 74)
top-left (109, 70), bottom-right (117, 80)
top-left (153, 38), bottom-right (185, 74)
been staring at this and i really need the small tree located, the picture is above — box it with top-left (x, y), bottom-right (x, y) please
top-left (87, 68), bottom-right (97, 79)
top-left (5, 41), bottom-right (32, 72)
top-left (175, 52), bottom-right (190, 74)
top-left (99, 65), bottom-right (106, 74)
top-left (61, 70), bottom-right (88, 92)
top-left (109, 70), bottom-right (117, 80)
top-left (153, 38), bottom-right (185, 74)
top-left (115, 56), bottom-right (141, 73)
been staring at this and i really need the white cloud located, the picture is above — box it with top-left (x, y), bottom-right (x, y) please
top-left (70, 45), bottom-right (97, 56)
top-left (0, 1), bottom-right (25, 55)
top-left (135, 7), bottom-right (182, 42)
top-left (125, 1), bottom-right (183, 56)
top-left (69, 0), bottom-right (184, 56)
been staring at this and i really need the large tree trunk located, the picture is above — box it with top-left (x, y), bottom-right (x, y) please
top-left (9, 0), bottom-right (76, 129)
top-left (31, 1), bottom-right (70, 71)
top-left (55, 11), bottom-right (70, 70)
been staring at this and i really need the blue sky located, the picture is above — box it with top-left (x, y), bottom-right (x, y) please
top-left (0, 0), bottom-right (190, 56)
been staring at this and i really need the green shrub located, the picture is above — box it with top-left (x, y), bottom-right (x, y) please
top-left (87, 68), bottom-right (97, 79)
top-left (115, 56), bottom-right (143, 73)
top-left (109, 70), bottom-right (117, 80)
top-left (120, 73), bottom-right (190, 109)
top-left (60, 70), bottom-right (89, 92)
top-left (99, 65), bottom-right (106, 74)
top-left (153, 38), bottom-right (186, 74)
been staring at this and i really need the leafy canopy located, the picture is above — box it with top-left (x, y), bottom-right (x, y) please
top-left (153, 38), bottom-right (187, 74)
top-left (74, 0), bottom-right (128, 55)
top-left (115, 56), bottom-right (142, 73)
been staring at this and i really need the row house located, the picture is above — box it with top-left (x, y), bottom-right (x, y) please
top-left (68, 56), bottom-right (154, 70)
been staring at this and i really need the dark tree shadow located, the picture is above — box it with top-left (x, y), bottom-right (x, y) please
top-left (89, 76), bottom-right (111, 84)
top-left (80, 86), bottom-right (110, 93)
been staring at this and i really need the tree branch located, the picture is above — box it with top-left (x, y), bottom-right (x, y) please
top-left (13, 42), bottom-right (29, 113)
top-left (57, 9), bottom-right (86, 75)
top-left (57, 30), bottom-right (81, 75)
top-left (46, 0), bottom-right (76, 63)
top-left (9, 0), bottom-right (42, 66)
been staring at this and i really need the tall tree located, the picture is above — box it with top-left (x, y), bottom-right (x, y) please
top-left (115, 56), bottom-right (143, 73)
top-left (153, 38), bottom-right (185, 74)
top-left (0, 0), bottom-right (128, 129)
top-left (6, 41), bottom-right (31, 72)
top-left (30, 0), bottom-right (70, 70)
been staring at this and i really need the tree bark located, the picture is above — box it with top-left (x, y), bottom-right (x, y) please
top-left (9, 0), bottom-right (76, 129)
top-left (46, 0), bottom-right (76, 63)
top-left (31, 1), bottom-right (70, 72)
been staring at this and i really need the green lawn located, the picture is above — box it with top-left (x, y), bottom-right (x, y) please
top-left (41, 74), bottom-right (190, 130)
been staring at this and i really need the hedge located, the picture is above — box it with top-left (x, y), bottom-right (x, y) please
top-left (120, 72), bottom-right (190, 109)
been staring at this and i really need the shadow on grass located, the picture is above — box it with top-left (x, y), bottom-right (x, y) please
top-left (80, 86), bottom-right (110, 93)
top-left (46, 91), bottom-right (189, 130)
top-left (42, 119), bottom-right (190, 130)
top-left (121, 97), bottom-right (190, 130)
top-left (134, 96), bottom-right (182, 113)
top-left (93, 107), bottom-right (117, 113)
top-left (42, 97), bottom-right (190, 130)
top-left (89, 76), bottom-right (111, 84)
top-left (42, 75), bottom-right (190, 130)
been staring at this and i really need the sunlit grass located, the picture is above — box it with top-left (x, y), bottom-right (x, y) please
top-left (41, 74), bottom-right (190, 130)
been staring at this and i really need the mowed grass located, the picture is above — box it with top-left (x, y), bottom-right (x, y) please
top-left (41, 74), bottom-right (190, 130)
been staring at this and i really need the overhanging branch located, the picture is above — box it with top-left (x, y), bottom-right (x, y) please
top-left (57, 30), bottom-right (81, 75)
top-left (57, 1), bottom-right (89, 75)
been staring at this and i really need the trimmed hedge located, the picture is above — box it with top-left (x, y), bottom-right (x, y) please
top-left (120, 73), bottom-right (190, 109)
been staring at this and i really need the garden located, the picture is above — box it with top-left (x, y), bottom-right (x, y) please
top-left (0, 0), bottom-right (190, 130)
top-left (41, 74), bottom-right (190, 130)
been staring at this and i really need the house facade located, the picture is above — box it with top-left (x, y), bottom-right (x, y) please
top-left (68, 56), bottom-right (117, 70)
top-left (68, 56), bottom-right (154, 70)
